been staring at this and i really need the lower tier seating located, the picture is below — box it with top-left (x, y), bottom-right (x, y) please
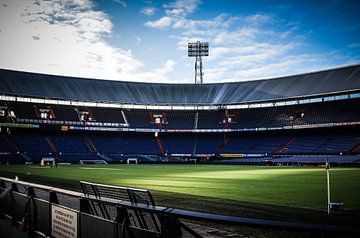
top-left (0, 128), bottom-right (359, 164)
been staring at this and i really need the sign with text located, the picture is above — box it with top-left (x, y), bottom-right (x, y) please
top-left (51, 204), bottom-right (78, 238)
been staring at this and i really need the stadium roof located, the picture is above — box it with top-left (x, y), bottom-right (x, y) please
top-left (0, 65), bottom-right (359, 105)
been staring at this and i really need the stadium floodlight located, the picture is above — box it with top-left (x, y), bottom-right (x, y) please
top-left (188, 41), bottom-right (209, 84)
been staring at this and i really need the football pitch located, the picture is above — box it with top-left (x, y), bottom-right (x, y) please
top-left (1, 164), bottom-right (359, 212)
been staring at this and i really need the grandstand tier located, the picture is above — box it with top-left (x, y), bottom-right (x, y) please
top-left (1, 127), bottom-right (359, 164)
top-left (1, 98), bottom-right (360, 130)
top-left (0, 65), bottom-right (360, 165)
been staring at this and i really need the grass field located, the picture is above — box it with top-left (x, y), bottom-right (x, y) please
top-left (0, 164), bottom-right (359, 209)
top-left (0, 164), bottom-right (359, 225)
top-left (0, 164), bottom-right (360, 237)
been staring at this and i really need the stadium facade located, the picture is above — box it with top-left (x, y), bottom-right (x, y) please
top-left (0, 65), bottom-right (360, 165)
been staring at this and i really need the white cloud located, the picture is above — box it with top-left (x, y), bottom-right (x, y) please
top-left (213, 28), bottom-right (260, 45)
top-left (0, 0), bottom-right (176, 82)
top-left (210, 43), bottom-right (295, 61)
top-left (164, 0), bottom-right (201, 16)
top-left (348, 43), bottom-right (360, 48)
top-left (242, 13), bottom-right (273, 25)
top-left (113, 0), bottom-right (127, 8)
top-left (141, 7), bottom-right (156, 16)
top-left (140, 60), bottom-right (177, 82)
top-left (206, 53), bottom-right (338, 82)
top-left (135, 36), bottom-right (142, 45)
top-left (145, 0), bottom-right (202, 29)
top-left (144, 1), bottom-right (349, 82)
top-left (145, 16), bottom-right (172, 29)
top-left (0, 0), bottom-right (355, 84)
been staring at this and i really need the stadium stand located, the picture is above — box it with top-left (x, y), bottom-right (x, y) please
top-left (1, 98), bottom-right (359, 130)
top-left (125, 110), bottom-right (157, 128)
top-left (215, 155), bottom-right (360, 164)
top-left (284, 133), bottom-right (360, 154)
top-left (0, 134), bottom-right (13, 153)
top-left (51, 104), bottom-right (79, 121)
top-left (223, 134), bottom-right (292, 154)
top-left (161, 134), bottom-right (196, 154)
top-left (195, 134), bottom-right (224, 154)
top-left (0, 65), bottom-right (359, 164)
top-left (163, 111), bottom-right (196, 129)
top-left (7, 101), bottom-right (37, 119)
top-left (91, 133), bottom-right (159, 155)
top-left (90, 107), bottom-right (126, 123)
top-left (1, 128), bottom-right (359, 164)
top-left (12, 134), bottom-right (52, 153)
top-left (271, 155), bottom-right (360, 164)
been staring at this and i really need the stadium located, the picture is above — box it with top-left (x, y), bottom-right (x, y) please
top-left (0, 64), bottom-right (360, 238)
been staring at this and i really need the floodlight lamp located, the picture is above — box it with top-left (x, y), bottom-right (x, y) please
top-left (188, 41), bottom-right (209, 84)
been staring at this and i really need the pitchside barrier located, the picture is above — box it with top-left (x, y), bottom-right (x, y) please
top-left (0, 177), bottom-right (359, 238)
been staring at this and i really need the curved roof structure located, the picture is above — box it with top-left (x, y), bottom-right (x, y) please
top-left (0, 65), bottom-right (359, 105)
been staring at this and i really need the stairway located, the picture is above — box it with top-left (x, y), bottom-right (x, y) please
top-left (83, 136), bottom-right (97, 154)
top-left (193, 136), bottom-right (198, 155)
top-left (194, 112), bottom-right (199, 129)
top-left (2, 134), bottom-right (19, 153)
top-left (350, 143), bottom-right (360, 153)
top-left (45, 136), bottom-right (58, 153)
top-left (96, 153), bottom-right (112, 162)
top-left (216, 135), bottom-right (229, 155)
top-left (275, 136), bottom-right (297, 153)
top-left (20, 153), bottom-right (32, 162)
top-left (156, 136), bottom-right (164, 155)
top-left (121, 110), bottom-right (129, 126)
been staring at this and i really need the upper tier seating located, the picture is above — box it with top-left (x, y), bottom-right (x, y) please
top-left (2, 98), bottom-right (359, 130)
top-left (90, 107), bottom-right (125, 124)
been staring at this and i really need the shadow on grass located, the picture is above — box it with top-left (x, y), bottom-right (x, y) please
top-left (1, 171), bottom-right (359, 228)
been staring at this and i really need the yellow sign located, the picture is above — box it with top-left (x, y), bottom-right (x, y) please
top-left (221, 154), bottom-right (245, 158)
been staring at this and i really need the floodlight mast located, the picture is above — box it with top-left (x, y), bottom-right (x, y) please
top-left (188, 41), bottom-right (209, 84)
top-left (195, 51), bottom-right (203, 84)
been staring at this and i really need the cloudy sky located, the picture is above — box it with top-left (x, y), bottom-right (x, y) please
top-left (0, 0), bottom-right (359, 83)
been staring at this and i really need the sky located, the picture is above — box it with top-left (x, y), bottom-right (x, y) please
top-left (0, 0), bottom-right (359, 83)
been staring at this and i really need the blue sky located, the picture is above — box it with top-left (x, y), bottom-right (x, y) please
top-left (0, 0), bottom-right (359, 83)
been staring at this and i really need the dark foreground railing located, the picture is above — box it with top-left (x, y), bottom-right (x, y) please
top-left (0, 176), bottom-right (359, 238)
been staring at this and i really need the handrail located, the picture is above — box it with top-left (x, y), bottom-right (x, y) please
top-left (80, 180), bottom-right (149, 193)
top-left (0, 185), bottom-right (12, 199)
top-left (0, 176), bottom-right (83, 197)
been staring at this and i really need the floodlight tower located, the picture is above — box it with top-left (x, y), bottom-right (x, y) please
top-left (188, 41), bottom-right (209, 84)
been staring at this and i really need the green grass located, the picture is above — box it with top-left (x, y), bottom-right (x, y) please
top-left (1, 164), bottom-right (359, 210)
top-left (1, 164), bottom-right (359, 237)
